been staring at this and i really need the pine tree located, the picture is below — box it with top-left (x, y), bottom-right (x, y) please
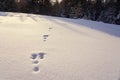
top-left (94, 0), bottom-right (103, 20)
top-left (52, 0), bottom-right (61, 16)
top-left (42, 0), bottom-right (52, 15)
top-left (115, 0), bottom-right (120, 24)
top-left (16, 0), bottom-right (29, 12)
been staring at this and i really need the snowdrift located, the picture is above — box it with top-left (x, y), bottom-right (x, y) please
top-left (0, 12), bottom-right (120, 80)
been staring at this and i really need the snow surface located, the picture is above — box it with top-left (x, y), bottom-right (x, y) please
top-left (0, 12), bottom-right (120, 80)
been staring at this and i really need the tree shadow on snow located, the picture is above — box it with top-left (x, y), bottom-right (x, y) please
top-left (45, 16), bottom-right (120, 38)
top-left (1, 12), bottom-right (120, 37)
top-left (0, 12), bottom-right (40, 22)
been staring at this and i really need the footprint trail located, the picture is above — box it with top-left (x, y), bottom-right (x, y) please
top-left (30, 52), bottom-right (46, 73)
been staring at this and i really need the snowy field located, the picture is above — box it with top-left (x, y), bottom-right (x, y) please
top-left (0, 12), bottom-right (120, 80)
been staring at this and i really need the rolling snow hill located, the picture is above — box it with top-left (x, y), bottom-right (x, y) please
top-left (0, 12), bottom-right (120, 80)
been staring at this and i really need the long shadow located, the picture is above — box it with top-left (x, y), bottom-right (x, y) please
top-left (0, 12), bottom-right (8, 16)
top-left (1, 12), bottom-right (120, 37)
top-left (0, 12), bottom-right (8, 23)
top-left (0, 12), bottom-right (39, 22)
top-left (43, 16), bottom-right (120, 37)
top-left (0, 12), bottom-right (28, 22)
top-left (27, 14), bottom-right (39, 22)
top-left (43, 16), bottom-right (92, 37)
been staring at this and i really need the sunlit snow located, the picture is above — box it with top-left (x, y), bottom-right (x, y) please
top-left (0, 12), bottom-right (120, 80)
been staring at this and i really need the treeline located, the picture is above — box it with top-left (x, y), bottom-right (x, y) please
top-left (58, 0), bottom-right (120, 25)
top-left (0, 0), bottom-right (52, 15)
top-left (0, 0), bottom-right (120, 25)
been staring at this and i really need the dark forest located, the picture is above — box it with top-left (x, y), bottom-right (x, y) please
top-left (0, 0), bottom-right (120, 24)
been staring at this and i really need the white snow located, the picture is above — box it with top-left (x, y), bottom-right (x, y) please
top-left (0, 12), bottom-right (120, 80)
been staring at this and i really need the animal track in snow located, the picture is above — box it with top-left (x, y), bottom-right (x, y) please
top-left (43, 35), bottom-right (49, 38)
top-left (42, 27), bottom-right (53, 42)
top-left (32, 60), bottom-right (39, 64)
top-left (48, 27), bottom-right (53, 32)
top-left (31, 53), bottom-right (37, 60)
top-left (39, 52), bottom-right (46, 59)
top-left (30, 52), bottom-right (46, 73)
top-left (43, 35), bottom-right (49, 42)
top-left (33, 66), bottom-right (39, 72)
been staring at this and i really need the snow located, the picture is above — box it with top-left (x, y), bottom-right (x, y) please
top-left (0, 12), bottom-right (120, 80)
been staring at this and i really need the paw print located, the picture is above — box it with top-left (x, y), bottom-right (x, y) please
top-left (43, 35), bottom-right (49, 42)
top-left (39, 52), bottom-right (46, 59)
top-left (30, 52), bottom-right (46, 73)
top-left (31, 53), bottom-right (37, 60)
